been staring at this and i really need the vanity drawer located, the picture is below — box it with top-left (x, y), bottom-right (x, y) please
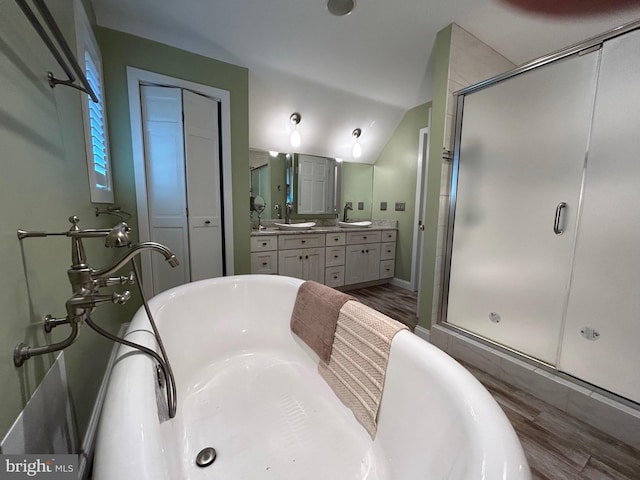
top-left (250, 235), bottom-right (278, 252)
top-left (325, 266), bottom-right (345, 288)
top-left (379, 259), bottom-right (395, 279)
top-left (381, 230), bottom-right (397, 242)
top-left (380, 242), bottom-right (396, 261)
top-left (325, 246), bottom-right (346, 267)
top-left (278, 233), bottom-right (325, 250)
top-left (345, 231), bottom-right (381, 245)
top-left (326, 232), bottom-right (346, 245)
top-left (251, 251), bottom-right (278, 274)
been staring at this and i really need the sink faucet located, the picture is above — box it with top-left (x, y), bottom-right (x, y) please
top-left (274, 202), bottom-right (282, 219)
top-left (285, 202), bottom-right (293, 224)
top-left (343, 203), bottom-right (353, 222)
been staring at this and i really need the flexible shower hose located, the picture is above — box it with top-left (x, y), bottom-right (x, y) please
top-left (84, 257), bottom-right (178, 419)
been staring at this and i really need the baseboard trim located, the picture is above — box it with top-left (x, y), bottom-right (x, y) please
top-left (78, 323), bottom-right (129, 480)
top-left (389, 277), bottom-right (412, 290)
top-left (414, 325), bottom-right (431, 342)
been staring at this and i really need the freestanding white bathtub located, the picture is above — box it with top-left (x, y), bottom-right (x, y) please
top-left (93, 275), bottom-right (531, 479)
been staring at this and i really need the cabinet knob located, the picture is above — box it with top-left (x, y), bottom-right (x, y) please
top-left (299, 256), bottom-right (302, 260)
top-left (334, 255), bottom-right (339, 258)
top-left (365, 249), bottom-right (369, 253)
top-left (305, 255), bottom-right (309, 259)
top-left (333, 275), bottom-right (338, 279)
top-left (363, 236), bottom-right (367, 239)
top-left (301, 240), bottom-right (306, 243)
top-left (361, 250), bottom-right (365, 254)
top-left (262, 262), bottom-right (268, 266)
top-left (262, 242), bottom-right (267, 246)
top-left (205, 220), bottom-right (211, 225)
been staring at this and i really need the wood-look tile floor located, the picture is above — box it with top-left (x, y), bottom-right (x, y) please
top-left (347, 284), bottom-right (640, 480)
top-left (346, 283), bottom-right (419, 331)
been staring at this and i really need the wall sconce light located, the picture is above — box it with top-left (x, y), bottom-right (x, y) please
top-left (352, 128), bottom-right (362, 158)
top-left (290, 113), bottom-right (301, 148)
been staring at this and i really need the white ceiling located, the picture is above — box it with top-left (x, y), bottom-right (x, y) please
top-left (93, 0), bottom-right (640, 163)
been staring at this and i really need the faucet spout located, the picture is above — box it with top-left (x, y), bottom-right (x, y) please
top-left (343, 203), bottom-right (353, 222)
top-left (92, 242), bottom-right (179, 279)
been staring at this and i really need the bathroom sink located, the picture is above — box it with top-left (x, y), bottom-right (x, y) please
top-left (274, 222), bottom-right (316, 231)
top-left (338, 221), bottom-right (372, 228)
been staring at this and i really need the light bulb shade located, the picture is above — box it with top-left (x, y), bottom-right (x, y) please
top-left (352, 141), bottom-right (362, 158)
top-left (290, 129), bottom-right (301, 148)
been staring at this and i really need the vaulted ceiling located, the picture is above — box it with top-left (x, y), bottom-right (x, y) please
top-left (92, 0), bottom-right (640, 163)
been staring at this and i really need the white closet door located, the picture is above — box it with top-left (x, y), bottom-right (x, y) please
top-left (446, 51), bottom-right (600, 364)
top-left (141, 86), bottom-right (190, 294)
top-left (183, 89), bottom-right (223, 280)
top-left (560, 30), bottom-right (640, 403)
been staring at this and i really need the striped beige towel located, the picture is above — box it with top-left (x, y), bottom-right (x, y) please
top-left (318, 300), bottom-right (407, 438)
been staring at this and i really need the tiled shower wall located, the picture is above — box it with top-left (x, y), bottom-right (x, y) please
top-left (431, 24), bottom-right (515, 326)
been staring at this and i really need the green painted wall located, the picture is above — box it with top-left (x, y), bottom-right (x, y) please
top-left (95, 27), bottom-right (251, 274)
top-left (0, 0), bottom-right (129, 448)
top-left (371, 102), bottom-right (431, 283)
top-left (417, 25), bottom-right (452, 328)
top-left (342, 163), bottom-right (373, 221)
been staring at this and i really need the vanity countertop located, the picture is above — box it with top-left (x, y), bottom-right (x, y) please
top-left (251, 221), bottom-right (397, 236)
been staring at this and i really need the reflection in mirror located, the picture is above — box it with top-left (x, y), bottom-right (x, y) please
top-left (295, 154), bottom-right (339, 216)
top-left (249, 149), bottom-right (373, 221)
top-left (249, 150), bottom-right (287, 220)
top-left (253, 195), bottom-right (266, 229)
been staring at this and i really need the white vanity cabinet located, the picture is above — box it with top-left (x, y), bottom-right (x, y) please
top-left (277, 233), bottom-right (326, 283)
top-left (324, 232), bottom-right (346, 288)
top-left (250, 235), bottom-right (278, 274)
top-left (345, 243), bottom-right (381, 285)
top-left (250, 227), bottom-right (396, 288)
top-left (344, 231), bottom-right (383, 285)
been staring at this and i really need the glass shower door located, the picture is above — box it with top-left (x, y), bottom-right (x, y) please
top-left (559, 30), bottom-right (640, 403)
top-left (446, 51), bottom-right (600, 364)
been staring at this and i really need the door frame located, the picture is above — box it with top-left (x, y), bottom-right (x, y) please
top-left (410, 115), bottom-right (431, 293)
top-left (127, 67), bottom-right (234, 297)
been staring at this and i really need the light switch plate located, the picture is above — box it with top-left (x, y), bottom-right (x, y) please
top-left (395, 202), bottom-right (406, 211)
top-left (380, 202), bottom-right (387, 211)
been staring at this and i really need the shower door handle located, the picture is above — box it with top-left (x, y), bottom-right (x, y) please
top-left (553, 202), bottom-right (567, 235)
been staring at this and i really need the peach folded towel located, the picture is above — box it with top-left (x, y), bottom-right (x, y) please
top-left (319, 300), bottom-right (407, 438)
top-left (290, 281), bottom-right (355, 363)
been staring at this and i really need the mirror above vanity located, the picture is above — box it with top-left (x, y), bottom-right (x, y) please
top-left (250, 148), bottom-right (373, 222)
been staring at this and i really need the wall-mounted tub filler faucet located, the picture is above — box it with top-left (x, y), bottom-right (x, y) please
top-left (14, 216), bottom-right (179, 367)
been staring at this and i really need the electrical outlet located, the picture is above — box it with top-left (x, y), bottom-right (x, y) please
top-left (380, 202), bottom-right (387, 211)
top-left (395, 202), bottom-right (406, 212)
top-left (358, 202), bottom-right (364, 210)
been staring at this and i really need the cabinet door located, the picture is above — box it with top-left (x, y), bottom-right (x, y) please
top-left (303, 248), bottom-right (325, 283)
top-left (364, 244), bottom-right (381, 282)
top-left (560, 30), bottom-right (640, 403)
top-left (345, 244), bottom-right (367, 285)
top-left (278, 249), bottom-right (304, 279)
top-left (446, 50), bottom-right (600, 364)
